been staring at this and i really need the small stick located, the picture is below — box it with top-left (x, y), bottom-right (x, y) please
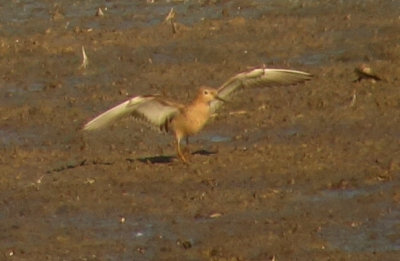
top-left (80, 45), bottom-right (89, 69)
top-left (349, 89), bottom-right (357, 107)
top-left (165, 8), bottom-right (177, 34)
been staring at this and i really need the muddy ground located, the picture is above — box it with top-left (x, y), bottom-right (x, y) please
top-left (1, 0), bottom-right (400, 260)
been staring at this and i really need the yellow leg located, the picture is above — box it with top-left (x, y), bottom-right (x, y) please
top-left (176, 137), bottom-right (188, 163)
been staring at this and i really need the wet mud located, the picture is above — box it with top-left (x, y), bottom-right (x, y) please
top-left (1, 0), bottom-right (400, 260)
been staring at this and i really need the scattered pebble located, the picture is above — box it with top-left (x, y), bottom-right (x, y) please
top-left (176, 239), bottom-right (192, 249)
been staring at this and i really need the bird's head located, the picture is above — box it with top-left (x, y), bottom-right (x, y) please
top-left (197, 87), bottom-right (225, 103)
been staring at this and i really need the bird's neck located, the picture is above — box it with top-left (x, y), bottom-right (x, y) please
top-left (186, 98), bottom-right (211, 118)
top-left (192, 96), bottom-right (211, 106)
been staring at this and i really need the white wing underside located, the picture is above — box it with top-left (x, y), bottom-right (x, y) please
top-left (83, 68), bottom-right (311, 132)
top-left (83, 95), bottom-right (181, 131)
top-left (210, 68), bottom-right (312, 112)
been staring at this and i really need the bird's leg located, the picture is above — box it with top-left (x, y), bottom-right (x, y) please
top-left (183, 136), bottom-right (191, 154)
top-left (176, 136), bottom-right (188, 163)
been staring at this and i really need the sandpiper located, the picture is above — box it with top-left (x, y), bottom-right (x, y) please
top-left (83, 67), bottom-right (312, 162)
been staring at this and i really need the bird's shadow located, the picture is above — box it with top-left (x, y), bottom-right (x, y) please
top-left (46, 149), bottom-right (218, 173)
top-left (136, 155), bottom-right (175, 164)
top-left (192, 149), bottom-right (217, 156)
top-left (134, 149), bottom-right (217, 164)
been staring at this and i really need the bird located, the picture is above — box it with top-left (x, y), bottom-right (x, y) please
top-left (354, 64), bottom-right (382, 82)
top-left (83, 67), bottom-right (312, 163)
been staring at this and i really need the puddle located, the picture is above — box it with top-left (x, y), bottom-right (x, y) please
top-left (292, 49), bottom-right (345, 66)
top-left (293, 181), bottom-right (395, 203)
top-left (289, 181), bottom-right (400, 252)
top-left (206, 134), bottom-right (232, 143)
top-left (0, 0), bottom-right (357, 35)
top-left (41, 211), bottom-right (209, 260)
top-left (321, 208), bottom-right (400, 252)
top-left (1, 82), bottom-right (49, 97)
top-left (0, 129), bottom-right (39, 146)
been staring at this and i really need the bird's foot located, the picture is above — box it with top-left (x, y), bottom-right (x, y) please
top-left (178, 153), bottom-right (189, 164)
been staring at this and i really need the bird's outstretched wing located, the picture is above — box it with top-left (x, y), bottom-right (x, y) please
top-left (210, 68), bottom-right (312, 112)
top-left (83, 95), bottom-right (182, 132)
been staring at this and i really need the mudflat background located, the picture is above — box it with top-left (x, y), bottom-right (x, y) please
top-left (1, 0), bottom-right (400, 260)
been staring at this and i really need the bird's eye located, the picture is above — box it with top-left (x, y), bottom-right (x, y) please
top-left (204, 90), bottom-right (208, 95)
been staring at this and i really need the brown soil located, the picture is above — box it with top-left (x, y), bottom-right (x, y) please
top-left (1, 0), bottom-right (400, 260)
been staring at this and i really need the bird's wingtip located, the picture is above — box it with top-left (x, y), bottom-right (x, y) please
top-left (82, 122), bottom-right (96, 131)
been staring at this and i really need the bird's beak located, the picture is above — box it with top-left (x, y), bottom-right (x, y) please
top-left (215, 95), bottom-right (226, 102)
